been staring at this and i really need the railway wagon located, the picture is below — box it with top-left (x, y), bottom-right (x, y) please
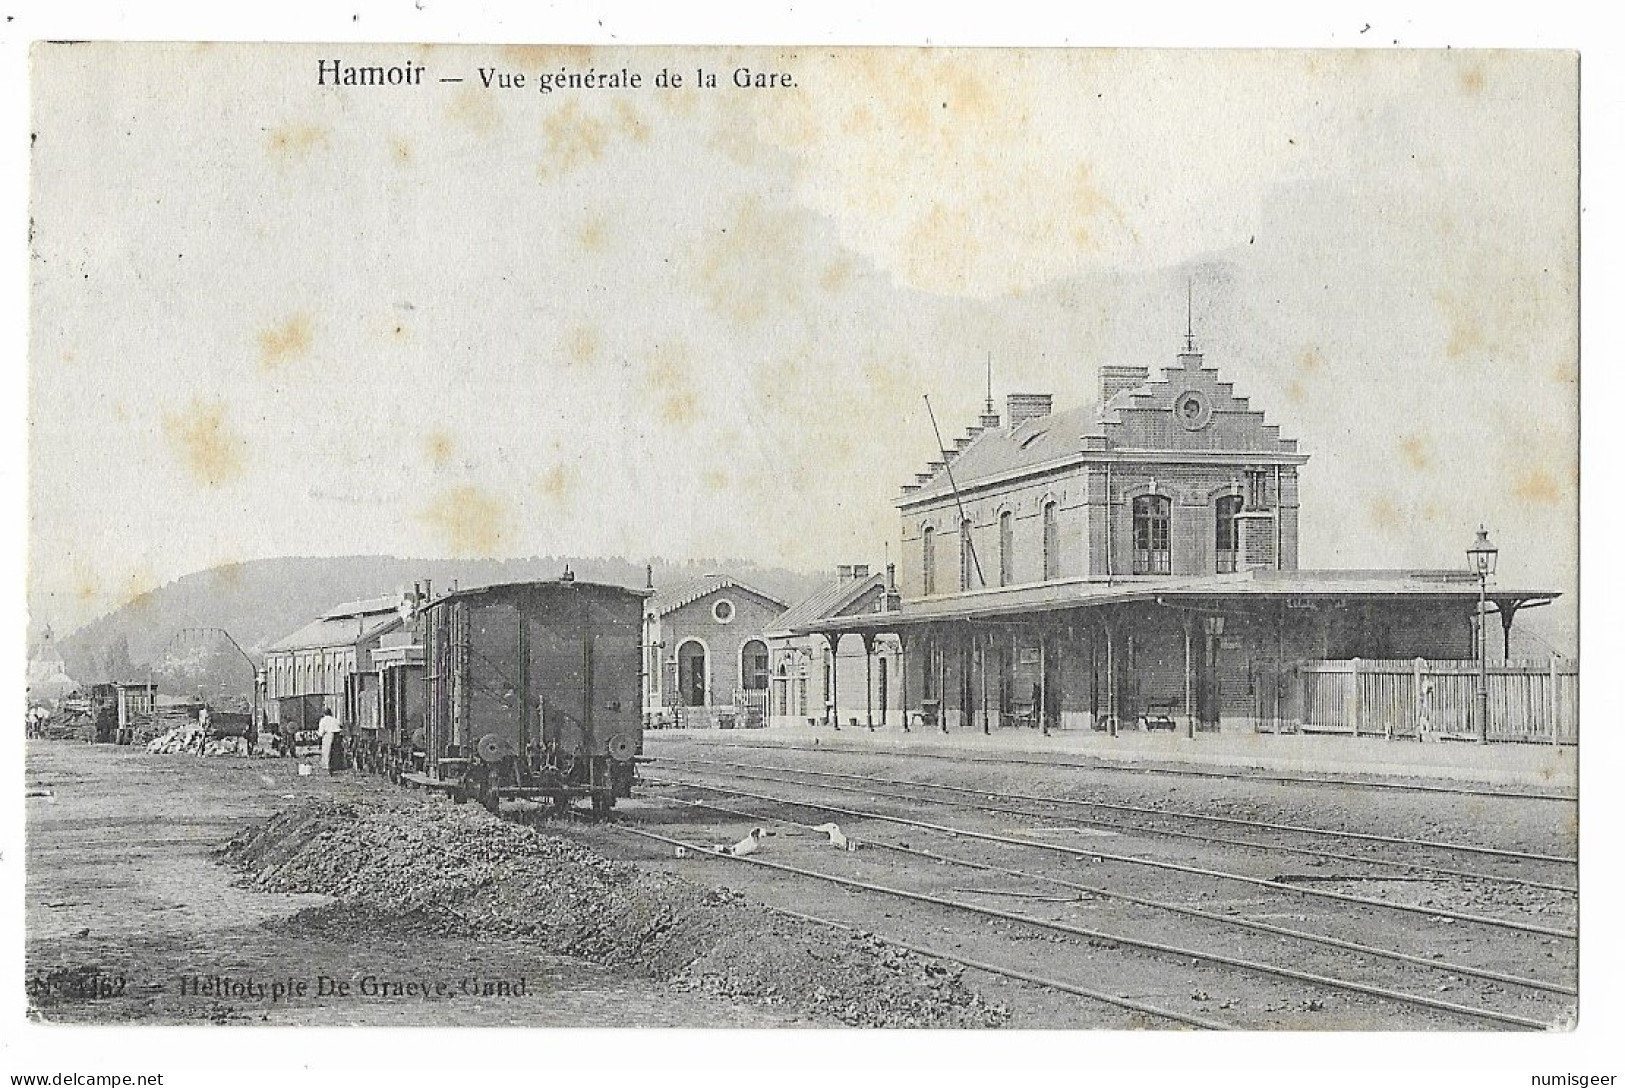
top-left (350, 631), bottom-right (426, 776)
top-left (418, 575), bottom-right (648, 815)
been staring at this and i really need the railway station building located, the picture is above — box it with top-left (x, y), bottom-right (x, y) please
top-left (793, 341), bottom-right (1564, 740)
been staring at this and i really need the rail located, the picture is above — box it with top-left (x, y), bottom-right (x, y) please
top-left (647, 762), bottom-right (1577, 939)
top-left (648, 789), bottom-right (1575, 998)
top-left (614, 822), bottom-right (1554, 1030)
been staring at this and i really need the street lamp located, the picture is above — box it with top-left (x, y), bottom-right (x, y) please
top-left (1466, 526), bottom-right (1499, 743)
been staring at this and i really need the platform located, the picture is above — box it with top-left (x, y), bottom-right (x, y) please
top-left (646, 721), bottom-right (1578, 791)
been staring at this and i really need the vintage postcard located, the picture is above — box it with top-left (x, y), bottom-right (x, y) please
top-left (21, 41), bottom-right (1578, 1047)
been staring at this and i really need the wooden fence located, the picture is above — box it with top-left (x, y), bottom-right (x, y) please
top-left (1277, 657), bottom-right (1577, 745)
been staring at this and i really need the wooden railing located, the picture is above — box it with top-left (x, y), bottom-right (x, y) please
top-left (1276, 657), bottom-right (1577, 745)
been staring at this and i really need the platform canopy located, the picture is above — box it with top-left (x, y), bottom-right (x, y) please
top-left (799, 568), bottom-right (1559, 635)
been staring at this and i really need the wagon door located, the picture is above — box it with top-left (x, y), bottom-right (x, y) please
top-left (588, 589), bottom-right (642, 759)
top-left (529, 590), bottom-right (588, 760)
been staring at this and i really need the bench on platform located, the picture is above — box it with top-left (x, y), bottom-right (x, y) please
top-left (1138, 699), bottom-right (1181, 731)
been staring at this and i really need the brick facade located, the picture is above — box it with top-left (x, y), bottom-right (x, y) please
top-left (899, 351), bottom-right (1305, 598)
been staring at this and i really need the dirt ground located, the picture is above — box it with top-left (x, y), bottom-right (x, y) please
top-left (24, 742), bottom-right (804, 1027)
top-left (25, 735), bottom-right (1577, 1030)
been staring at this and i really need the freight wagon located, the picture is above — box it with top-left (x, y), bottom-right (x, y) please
top-left (371, 574), bottom-right (648, 815)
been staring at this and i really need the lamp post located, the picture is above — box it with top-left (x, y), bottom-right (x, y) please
top-left (1466, 526), bottom-right (1499, 744)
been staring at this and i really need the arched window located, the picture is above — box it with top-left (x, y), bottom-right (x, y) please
top-left (1215, 494), bottom-right (1243, 573)
top-left (998, 509), bottom-right (1014, 586)
top-left (1132, 495), bottom-right (1171, 575)
top-left (922, 527), bottom-right (936, 596)
top-left (1042, 501), bottom-right (1059, 580)
top-left (960, 518), bottom-right (975, 591)
top-left (740, 639), bottom-right (770, 691)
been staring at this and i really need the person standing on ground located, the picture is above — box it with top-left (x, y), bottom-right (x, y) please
top-left (317, 706), bottom-right (343, 775)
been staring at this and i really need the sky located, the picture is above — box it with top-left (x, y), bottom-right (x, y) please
top-left (28, 45), bottom-right (1578, 640)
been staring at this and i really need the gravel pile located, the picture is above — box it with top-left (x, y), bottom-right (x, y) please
top-left (222, 798), bottom-right (1008, 1028)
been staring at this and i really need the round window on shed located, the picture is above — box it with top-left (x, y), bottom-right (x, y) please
top-left (713, 599), bottom-right (735, 623)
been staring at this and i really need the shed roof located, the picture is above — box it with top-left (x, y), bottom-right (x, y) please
top-left (267, 600), bottom-right (404, 653)
top-left (647, 573), bottom-right (788, 617)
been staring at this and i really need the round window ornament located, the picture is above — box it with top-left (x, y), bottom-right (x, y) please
top-left (1173, 389), bottom-right (1213, 430)
top-left (712, 599), bottom-right (735, 623)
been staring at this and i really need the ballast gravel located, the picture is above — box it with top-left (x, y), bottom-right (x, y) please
top-left (222, 797), bottom-right (1008, 1028)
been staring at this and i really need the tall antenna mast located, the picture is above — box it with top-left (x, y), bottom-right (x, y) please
top-left (923, 394), bottom-right (987, 590)
top-left (985, 352), bottom-right (994, 418)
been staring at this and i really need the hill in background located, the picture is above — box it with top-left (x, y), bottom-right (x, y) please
top-left (54, 555), bottom-right (830, 691)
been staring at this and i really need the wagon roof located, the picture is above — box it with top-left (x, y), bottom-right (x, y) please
top-left (419, 577), bottom-right (652, 610)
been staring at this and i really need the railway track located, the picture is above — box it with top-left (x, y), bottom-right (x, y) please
top-left (646, 790), bottom-right (1575, 998)
top-left (612, 814), bottom-right (1562, 1031)
top-left (643, 770), bottom-right (1576, 941)
top-left (651, 754), bottom-right (1578, 891)
top-left (662, 737), bottom-right (1578, 803)
top-left (614, 820), bottom-right (1237, 1031)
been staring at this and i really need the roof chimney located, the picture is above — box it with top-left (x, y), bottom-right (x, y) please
top-left (836, 564), bottom-right (854, 581)
top-left (1099, 365), bottom-right (1150, 402)
top-left (852, 564), bottom-right (871, 580)
top-left (1005, 393), bottom-right (1053, 428)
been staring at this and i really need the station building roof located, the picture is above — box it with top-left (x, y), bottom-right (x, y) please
top-left (768, 572), bottom-right (885, 638)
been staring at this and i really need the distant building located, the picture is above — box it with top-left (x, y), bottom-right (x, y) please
top-left (89, 681), bottom-right (157, 744)
top-left (262, 596), bottom-right (406, 736)
top-left (26, 624), bottom-right (78, 703)
top-left (643, 573), bottom-right (787, 727)
top-left (767, 564), bottom-right (904, 729)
